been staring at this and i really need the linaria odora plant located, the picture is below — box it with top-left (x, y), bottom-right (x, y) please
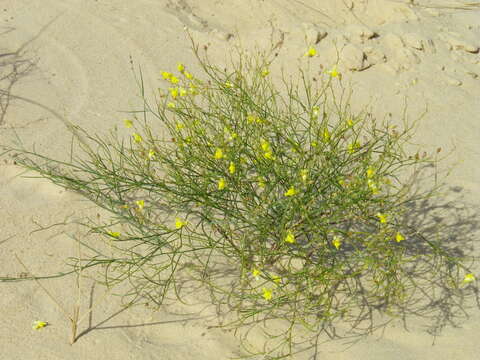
top-left (8, 43), bottom-right (476, 359)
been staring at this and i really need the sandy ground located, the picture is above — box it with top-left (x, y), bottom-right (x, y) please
top-left (1, 0), bottom-right (480, 359)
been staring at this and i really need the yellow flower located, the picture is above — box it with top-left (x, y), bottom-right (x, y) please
top-left (108, 231), bottom-right (121, 238)
top-left (262, 287), bottom-right (272, 301)
top-left (218, 178), bottom-right (226, 190)
top-left (376, 213), bottom-right (387, 224)
top-left (284, 186), bottom-right (297, 197)
top-left (312, 106), bottom-right (320, 118)
top-left (305, 46), bottom-right (317, 57)
top-left (161, 71), bottom-right (172, 80)
top-left (252, 268), bottom-right (261, 279)
top-left (176, 122), bottom-right (184, 130)
top-left (225, 81), bottom-right (233, 88)
top-left (260, 139), bottom-right (270, 152)
top-left (147, 149), bottom-right (156, 160)
top-left (347, 141), bottom-right (360, 153)
top-left (323, 128), bottom-right (331, 141)
top-left (463, 273), bottom-right (476, 284)
top-left (261, 68), bottom-right (270, 77)
top-left (285, 230), bottom-right (295, 243)
top-left (228, 132), bottom-right (237, 141)
top-left (368, 179), bottom-right (379, 194)
top-left (214, 148), bottom-right (224, 159)
top-left (167, 102), bottom-right (176, 109)
top-left (170, 76), bottom-right (179, 84)
top-left (263, 151), bottom-right (274, 160)
top-left (177, 63), bottom-right (185, 72)
top-left (179, 87), bottom-right (187, 96)
top-left (347, 118), bottom-right (354, 127)
top-left (327, 65), bottom-right (340, 78)
top-left (300, 169), bottom-right (308, 182)
top-left (332, 236), bottom-right (342, 250)
top-left (338, 178), bottom-right (346, 187)
top-left (395, 232), bottom-right (405, 242)
top-left (136, 200), bottom-right (145, 210)
top-left (169, 87), bottom-right (179, 99)
top-left (32, 320), bottom-right (48, 330)
top-left (367, 167), bottom-right (375, 178)
top-left (228, 162), bottom-right (236, 174)
top-left (183, 71), bottom-right (193, 79)
top-left (247, 115), bottom-right (256, 124)
top-left (123, 119), bottom-right (133, 128)
top-left (133, 133), bottom-right (143, 143)
top-left (311, 141), bottom-right (318, 148)
top-left (258, 177), bottom-right (266, 188)
top-left (175, 217), bottom-right (187, 229)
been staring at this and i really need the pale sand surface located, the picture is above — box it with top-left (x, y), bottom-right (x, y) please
top-left (1, 1), bottom-right (480, 359)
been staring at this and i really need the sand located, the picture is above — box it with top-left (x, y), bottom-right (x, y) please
top-left (1, 0), bottom-right (479, 359)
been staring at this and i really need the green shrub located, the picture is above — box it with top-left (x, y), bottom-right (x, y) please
top-left (6, 43), bottom-right (476, 359)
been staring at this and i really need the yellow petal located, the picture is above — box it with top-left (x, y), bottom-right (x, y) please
top-left (463, 273), bottom-right (476, 283)
top-left (218, 178), bottom-right (226, 190)
top-left (395, 232), bottom-right (405, 242)
top-left (123, 119), bottom-right (133, 128)
top-left (306, 47), bottom-right (317, 57)
top-left (228, 162), bottom-right (235, 174)
top-left (284, 187), bottom-right (297, 196)
top-left (332, 236), bottom-right (342, 250)
top-left (133, 133), bottom-right (143, 143)
top-left (262, 287), bottom-right (272, 301)
top-left (175, 217), bottom-right (187, 229)
top-left (285, 231), bottom-right (295, 243)
top-left (177, 63), bottom-right (185, 72)
top-left (214, 148), bottom-right (224, 159)
top-left (32, 321), bottom-right (48, 330)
